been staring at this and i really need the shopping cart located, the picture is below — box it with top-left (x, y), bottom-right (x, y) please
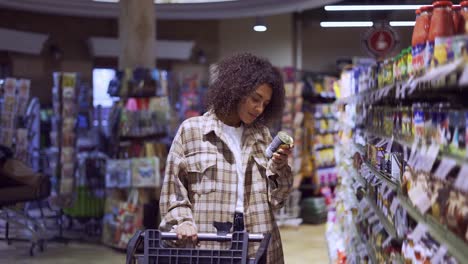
top-left (126, 226), bottom-right (271, 264)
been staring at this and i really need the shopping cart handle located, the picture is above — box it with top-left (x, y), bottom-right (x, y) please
top-left (126, 230), bottom-right (144, 264)
top-left (160, 232), bottom-right (265, 242)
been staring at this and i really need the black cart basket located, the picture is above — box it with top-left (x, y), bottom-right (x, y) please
top-left (126, 229), bottom-right (271, 264)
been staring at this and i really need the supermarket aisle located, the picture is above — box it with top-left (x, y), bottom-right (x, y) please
top-left (0, 224), bottom-right (328, 263)
top-left (281, 224), bottom-right (329, 264)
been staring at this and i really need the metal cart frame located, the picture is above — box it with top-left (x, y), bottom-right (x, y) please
top-left (126, 230), bottom-right (271, 264)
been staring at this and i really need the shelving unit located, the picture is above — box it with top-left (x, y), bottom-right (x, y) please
top-left (338, 60), bottom-right (468, 263)
top-left (330, 30), bottom-right (468, 262)
top-left (102, 68), bottom-right (170, 249)
top-left (364, 160), bottom-right (468, 263)
top-left (365, 195), bottom-right (399, 240)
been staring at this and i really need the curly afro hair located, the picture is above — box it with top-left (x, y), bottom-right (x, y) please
top-left (206, 53), bottom-right (285, 126)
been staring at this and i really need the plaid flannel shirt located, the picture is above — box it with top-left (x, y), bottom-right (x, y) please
top-left (159, 111), bottom-right (293, 264)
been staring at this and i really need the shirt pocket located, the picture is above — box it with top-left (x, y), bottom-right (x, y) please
top-left (252, 155), bottom-right (268, 194)
top-left (186, 151), bottom-right (217, 195)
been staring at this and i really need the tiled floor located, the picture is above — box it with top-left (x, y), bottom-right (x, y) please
top-left (0, 224), bottom-right (329, 264)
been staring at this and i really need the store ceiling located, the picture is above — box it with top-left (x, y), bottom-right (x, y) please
top-left (0, 0), bottom-right (343, 19)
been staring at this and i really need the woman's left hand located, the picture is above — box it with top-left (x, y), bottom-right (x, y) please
top-left (272, 144), bottom-right (293, 168)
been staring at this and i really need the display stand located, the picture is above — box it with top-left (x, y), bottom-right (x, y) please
top-left (102, 68), bottom-right (170, 249)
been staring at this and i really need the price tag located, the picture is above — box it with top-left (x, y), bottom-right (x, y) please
top-left (385, 136), bottom-right (394, 154)
top-left (415, 144), bottom-right (428, 171)
top-left (359, 199), bottom-right (368, 211)
top-left (425, 144), bottom-right (440, 172)
top-left (372, 222), bottom-right (384, 234)
top-left (458, 64), bottom-right (468, 86)
top-left (383, 186), bottom-right (393, 199)
top-left (363, 208), bottom-right (374, 219)
top-left (368, 214), bottom-right (379, 224)
top-left (408, 185), bottom-right (431, 214)
top-left (431, 246), bottom-right (448, 264)
top-left (408, 223), bottom-right (428, 242)
top-left (408, 141), bottom-right (419, 168)
top-left (382, 236), bottom-right (393, 248)
top-left (408, 77), bottom-right (419, 95)
top-left (433, 158), bottom-right (457, 180)
top-left (390, 198), bottom-right (400, 215)
top-left (403, 146), bottom-right (408, 163)
top-left (376, 138), bottom-right (387, 148)
top-left (395, 83), bottom-right (401, 99)
top-left (454, 164), bottom-right (468, 193)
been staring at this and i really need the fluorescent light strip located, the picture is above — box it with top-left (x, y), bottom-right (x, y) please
top-left (325, 5), bottom-right (424, 11)
top-left (320, 21), bottom-right (373, 28)
top-left (390, 21), bottom-right (416, 27)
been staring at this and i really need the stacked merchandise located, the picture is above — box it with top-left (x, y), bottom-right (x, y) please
top-left (50, 72), bottom-right (80, 207)
top-left (61, 82), bottom-right (107, 238)
top-left (301, 75), bottom-right (339, 197)
top-left (281, 69), bottom-right (304, 177)
top-left (102, 68), bottom-right (170, 249)
top-left (178, 73), bottom-right (207, 121)
top-left (274, 68), bottom-right (304, 227)
top-left (0, 78), bottom-right (35, 165)
top-left (331, 2), bottom-right (468, 263)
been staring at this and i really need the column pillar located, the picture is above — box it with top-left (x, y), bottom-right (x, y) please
top-left (119, 0), bottom-right (156, 69)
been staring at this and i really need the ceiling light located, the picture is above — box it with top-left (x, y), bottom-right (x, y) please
top-left (253, 25), bottom-right (267, 32)
top-left (324, 5), bottom-right (424, 11)
top-left (389, 21), bottom-right (416, 27)
top-left (320, 21), bottom-right (373, 28)
top-left (253, 17), bottom-right (267, 32)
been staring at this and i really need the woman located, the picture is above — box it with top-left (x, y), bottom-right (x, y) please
top-left (159, 53), bottom-right (293, 263)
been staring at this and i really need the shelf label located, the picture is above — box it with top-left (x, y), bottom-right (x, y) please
top-left (390, 197), bottom-right (400, 215)
top-left (425, 144), bottom-right (440, 172)
top-left (458, 64), bottom-right (468, 86)
top-left (408, 141), bottom-right (419, 168)
top-left (382, 236), bottom-right (393, 248)
top-left (431, 245), bottom-right (448, 264)
top-left (372, 222), bottom-right (384, 234)
top-left (454, 164), bottom-right (468, 193)
top-left (368, 214), bottom-right (379, 224)
top-left (409, 223), bottom-right (428, 242)
top-left (408, 185), bottom-right (431, 214)
top-left (414, 144), bottom-right (428, 171)
top-left (433, 158), bottom-right (457, 181)
top-left (385, 136), bottom-right (394, 154)
top-left (403, 146), bottom-right (408, 163)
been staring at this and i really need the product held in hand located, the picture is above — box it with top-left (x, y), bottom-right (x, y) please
top-left (266, 131), bottom-right (294, 158)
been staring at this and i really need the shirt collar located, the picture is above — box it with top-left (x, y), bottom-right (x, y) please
top-left (202, 110), bottom-right (266, 144)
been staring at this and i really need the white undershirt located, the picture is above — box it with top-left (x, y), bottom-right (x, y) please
top-left (220, 123), bottom-right (245, 213)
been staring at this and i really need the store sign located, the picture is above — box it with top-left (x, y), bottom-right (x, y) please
top-left (362, 22), bottom-right (399, 58)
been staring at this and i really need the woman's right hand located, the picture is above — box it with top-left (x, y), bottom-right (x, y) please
top-left (176, 222), bottom-right (198, 244)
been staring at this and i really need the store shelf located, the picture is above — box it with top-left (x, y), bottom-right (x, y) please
top-left (336, 59), bottom-right (466, 105)
top-left (398, 194), bottom-right (468, 263)
top-left (119, 132), bottom-right (167, 141)
top-left (315, 130), bottom-right (339, 135)
top-left (365, 196), bottom-right (399, 240)
top-left (314, 145), bottom-right (334, 151)
top-left (368, 130), bottom-right (468, 167)
top-left (303, 94), bottom-right (336, 104)
top-left (316, 164), bottom-right (336, 170)
top-left (314, 115), bottom-right (337, 120)
top-left (363, 160), bottom-right (399, 191)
